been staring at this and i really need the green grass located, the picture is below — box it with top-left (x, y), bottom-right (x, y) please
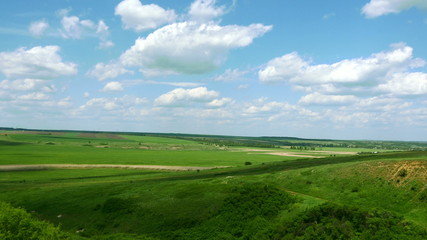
top-left (1, 153), bottom-right (426, 238)
top-left (1, 130), bottom-right (426, 239)
top-left (0, 143), bottom-right (295, 167)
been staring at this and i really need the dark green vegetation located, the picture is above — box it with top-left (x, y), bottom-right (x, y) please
top-left (0, 129), bottom-right (426, 239)
top-left (0, 201), bottom-right (66, 239)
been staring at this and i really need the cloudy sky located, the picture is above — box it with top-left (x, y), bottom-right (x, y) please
top-left (1, 0), bottom-right (427, 141)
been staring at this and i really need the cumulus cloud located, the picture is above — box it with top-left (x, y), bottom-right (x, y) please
top-left (87, 62), bottom-right (133, 81)
top-left (124, 79), bottom-right (203, 87)
top-left (299, 92), bottom-right (358, 105)
top-left (189, 0), bottom-right (226, 22)
top-left (121, 21), bottom-right (271, 75)
top-left (259, 43), bottom-right (427, 106)
top-left (78, 95), bottom-right (148, 112)
top-left (60, 15), bottom-right (93, 39)
top-left (57, 10), bottom-right (113, 47)
top-left (18, 92), bottom-right (49, 101)
top-left (243, 99), bottom-right (295, 115)
top-left (259, 52), bottom-right (308, 83)
top-left (155, 87), bottom-right (219, 106)
top-left (207, 97), bottom-right (233, 108)
top-left (259, 43), bottom-right (424, 85)
top-left (115, 0), bottom-right (176, 31)
top-left (377, 72), bottom-right (427, 95)
top-left (29, 20), bottom-right (49, 37)
top-left (0, 45), bottom-right (77, 79)
top-left (0, 79), bottom-right (46, 91)
top-left (353, 96), bottom-right (412, 112)
top-left (362, 0), bottom-right (427, 18)
top-left (102, 81), bottom-right (124, 92)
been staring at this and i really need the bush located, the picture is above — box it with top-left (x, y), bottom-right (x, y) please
top-left (0, 201), bottom-right (67, 240)
top-left (275, 202), bottom-right (427, 240)
top-left (174, 183), bottom-right (296, 240)
top-left (398, 169), bottom-right (408, 177)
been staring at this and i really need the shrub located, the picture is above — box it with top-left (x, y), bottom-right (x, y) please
top-left (275, 202), bottom-right (427, 240)
top-left (398, 168), bottom-right (408, 177)
top-left (174, 183), bottom-right (296, 240)
top-left (0, 201), bottom-right (67, 240)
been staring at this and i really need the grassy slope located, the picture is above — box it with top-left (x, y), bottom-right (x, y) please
top-left (0, 151), bottom-right (426, 238)
top-left (1, 131), bottom-right (426, 238)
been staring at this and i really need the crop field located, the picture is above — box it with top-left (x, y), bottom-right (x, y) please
top-left (1, 130), bottom-right (427, 239)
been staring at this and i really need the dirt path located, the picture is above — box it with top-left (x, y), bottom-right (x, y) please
top-left (0, 164), bottom-right (228, 172)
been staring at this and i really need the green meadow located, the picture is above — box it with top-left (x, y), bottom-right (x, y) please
top-left (1, 130), bottom-right (426, 239)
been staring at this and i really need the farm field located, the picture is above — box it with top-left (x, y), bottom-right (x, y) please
top-left (1, 129), bottom-right (427, 239)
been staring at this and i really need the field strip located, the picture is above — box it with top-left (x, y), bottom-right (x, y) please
top-left (248, 152), bottom-right (323, 158)
top-left (0, 164), bottom-right (229, 171)
top-left (309, 150), bottom-right (358, 155)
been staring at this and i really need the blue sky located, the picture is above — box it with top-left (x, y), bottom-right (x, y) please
top-left (1, 0), bottom-right (427, 141)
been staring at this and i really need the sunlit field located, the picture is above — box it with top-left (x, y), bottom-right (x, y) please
top-left (1, 130), bottom-right (426, 239)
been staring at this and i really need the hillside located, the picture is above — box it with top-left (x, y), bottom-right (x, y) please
top-left (0, 130), bottom-right (426, 239)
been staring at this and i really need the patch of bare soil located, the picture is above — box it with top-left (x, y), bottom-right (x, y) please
top-left (359, 161), bottom-right (427, 198)
top-left (0, 164), bottom-right (228, 171)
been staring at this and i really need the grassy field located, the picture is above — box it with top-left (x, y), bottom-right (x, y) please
top-left (1, 130), bottom-right (426, 239)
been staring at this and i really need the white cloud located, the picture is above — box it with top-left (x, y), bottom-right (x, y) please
top-left (213, 68), bottom-right (248, 81)
top-left (155, 87), bottom-right (219, 106)
top-left (258, 43), bottom-right (427, 101)
top-left (99, 40), bottom-right (114, 49)
top-left (60, 15), bottom-right (94, 39)
top-left (56, 8), bottom-right (71, 17)
top-left (29, 20), bottom-right (49, 37)
top-left (0, 46), bottom-right (77, 79)
top-left (96, 20), bottom-right (114, 48)
top-left (124, 79), bottom-right (203, 87)
top-left (189, 0), bottom-right (225, 22)
top-left (18, 92), bottom-right (49, 101)
top-left (259, 43), bottom-right (424, 86)
top-left (115, 0), bottom-right (176, 32)
top-left (58, 12), bottom-right (113, 47)
top-left (58, 97), bottom-right (72, 107)
top-left (77, 95), bottom-right (148, 112)
top-left (299, 92), bottom-right (358, 105)
top-left (259, 52), bottom-right (308, 83)
top-left (238, 84), bottom-right (249, 89)
top-left (207, 97), bottom-right (233, 108)
top-left (121, 21), bottom-right (271, 75)
top-left (0, 79), bottom-right (46, 91)
top-left (362, 0), bottom-right (427, 18)
top-left (102, 81), bottom-right (124, 92)
top-left (243, 100), bottom-right (295, 115)
top-left (241, 98), bottom-right (320, 124)
top-left (354, 96), bottom-right (411, 112)
top-left (377, 72), bottom-right (427, 95)
top-left (87, 62), bottom-right (133, 81)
